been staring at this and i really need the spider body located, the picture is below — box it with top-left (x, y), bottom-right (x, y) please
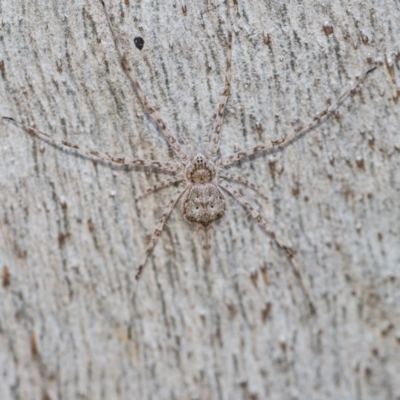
top-left (183, 154), bottom-right (226, 227)
top-left (3, 0), bottom-right (375, 303)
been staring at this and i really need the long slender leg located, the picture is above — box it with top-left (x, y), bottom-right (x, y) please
top-left (133, 184), bottom-right (187, 287)
top-left (219, 179), bottom-right (315, 313)
top-left (3, 117), bottom-right (181, 173)
top-left (218, 172), bottom-right (269, 202)
top-left (135, 175), bottom-right (184, 201)
top-left (198, 225), bottom-right (213, 263)
top-left (206, 0), bottom-right (232, 158)
top-left (219, 67), bottom-right (377, 167)
top-left (99, 1), bottom-right (189, 162)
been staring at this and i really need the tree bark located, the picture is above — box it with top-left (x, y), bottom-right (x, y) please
top-left (1, 1), bottom-right (400, 399)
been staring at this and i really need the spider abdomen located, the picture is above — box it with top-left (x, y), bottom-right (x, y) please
top-left (182, 183), bottom-right (226, 227)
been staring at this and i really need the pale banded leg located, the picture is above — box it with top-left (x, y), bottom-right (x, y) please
top-left (219, 66), bottom-right (377, 167)
top-left (206, 0), bottom-right (232, 158)
top-left (219, 171), bottom-right (269, 202)
top-left (219, 179), bottom-right (315, 313)
top-left (198, 225), bottom-right (213, 263)
top-left (3, 117), bottom-right (181, 173)
top-left (100, 1), bottom-right (189, 162)
top-left (135, 175), bottom-right (184, 201)
top-left (133, 184), bottom-right (188, 294)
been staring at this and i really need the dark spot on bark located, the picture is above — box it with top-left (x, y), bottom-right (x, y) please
top-left (323, 23), bottom-right (334, 36)
top-left (361, 33), bottom-right (369, 44)
top-left (30, 332), bottom-right (39, 359)
top-left (263, 33), bottom-right (271, 45)
top-left (356, 158), bottom-right (365, 170)
top-left (226, 303), bottom-right (237, 317)
top-left (261, 303), bottom-right (272, 323)
top-left (58, 233), bottom-right (70, 248)
top-left (134, 37), bottom-right (144, 50)
top-left (365, 366), bottom-right (372, 380)
top-left (2, 265), bottom-right (10, 287)
top-left (292, 184), bottom-right (300, 197)
top-left (87, 219), bottom-right (94, 233)
top-left (250, 270), bottom-right (258, 287)
top-left (43, 393), bottom-right (52, 400)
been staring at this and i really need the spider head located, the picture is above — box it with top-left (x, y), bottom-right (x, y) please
top-left (186, 154), bottom-right (216, 183)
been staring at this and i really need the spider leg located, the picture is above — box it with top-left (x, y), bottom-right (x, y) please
top-left (206, 0), bottom-right (232, 158)
top-left (3, 117), bottom-right (181, 173)
top-left (219, 66), bottom-right (377, 167)
top-left (135, 175), bottom-right (185, 201)
top-left (219, 179), bottom-right (315, 314)
top-left (198, 225), bottom-right (213, 263)
top-left (219, 171), bottom-right (269, 202)
top-left (99, 1), bottom-right (189, 162)
top-left (132, 184), bottom-right (188, 298)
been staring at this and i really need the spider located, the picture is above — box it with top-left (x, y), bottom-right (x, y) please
top-left (3, 0), bottom-right (375, 303)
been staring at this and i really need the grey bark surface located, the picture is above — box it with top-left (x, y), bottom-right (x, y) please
top-left (1, 1), bottom-right (400, 399)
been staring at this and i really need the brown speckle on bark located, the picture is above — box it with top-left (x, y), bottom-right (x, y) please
top-left (30, 332), bottom-right (39, 359)
top-left (2, 265), bottom-right (10, 287)
top-left (323, 23), bottom-right (334, 36)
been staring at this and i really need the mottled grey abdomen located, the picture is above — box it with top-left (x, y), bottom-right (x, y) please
top-left (182, 183), bottom-right (226, 227)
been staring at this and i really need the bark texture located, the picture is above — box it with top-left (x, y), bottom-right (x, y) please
top-left (1, 1), bottom-right (400, 399)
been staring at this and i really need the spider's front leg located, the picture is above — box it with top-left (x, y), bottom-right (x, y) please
top-left (3, 117), bottom-right (181, 173)
top-left (99, 0), bottom-right (190, 163)
top-left (219, 66), bottom-right (377, 168)
top-left (205, 0), bottom-right (232, 159)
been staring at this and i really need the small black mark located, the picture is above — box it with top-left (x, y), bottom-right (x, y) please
top-left (134, 37), bottom-right (144, 50)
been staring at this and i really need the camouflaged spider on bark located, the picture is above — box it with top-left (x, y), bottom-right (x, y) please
top-left (3, 0), bottom-right (375, 303)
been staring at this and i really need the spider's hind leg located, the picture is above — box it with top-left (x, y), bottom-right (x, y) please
top-left (132, 184), bottom-right (187, 302)
top-left (135, 175), bottom-right (185, 201)
top-left (219, 179), bottom-right (315, 314)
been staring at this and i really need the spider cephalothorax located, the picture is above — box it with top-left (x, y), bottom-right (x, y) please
top-left (185, 154), bottom-right (216, 183)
